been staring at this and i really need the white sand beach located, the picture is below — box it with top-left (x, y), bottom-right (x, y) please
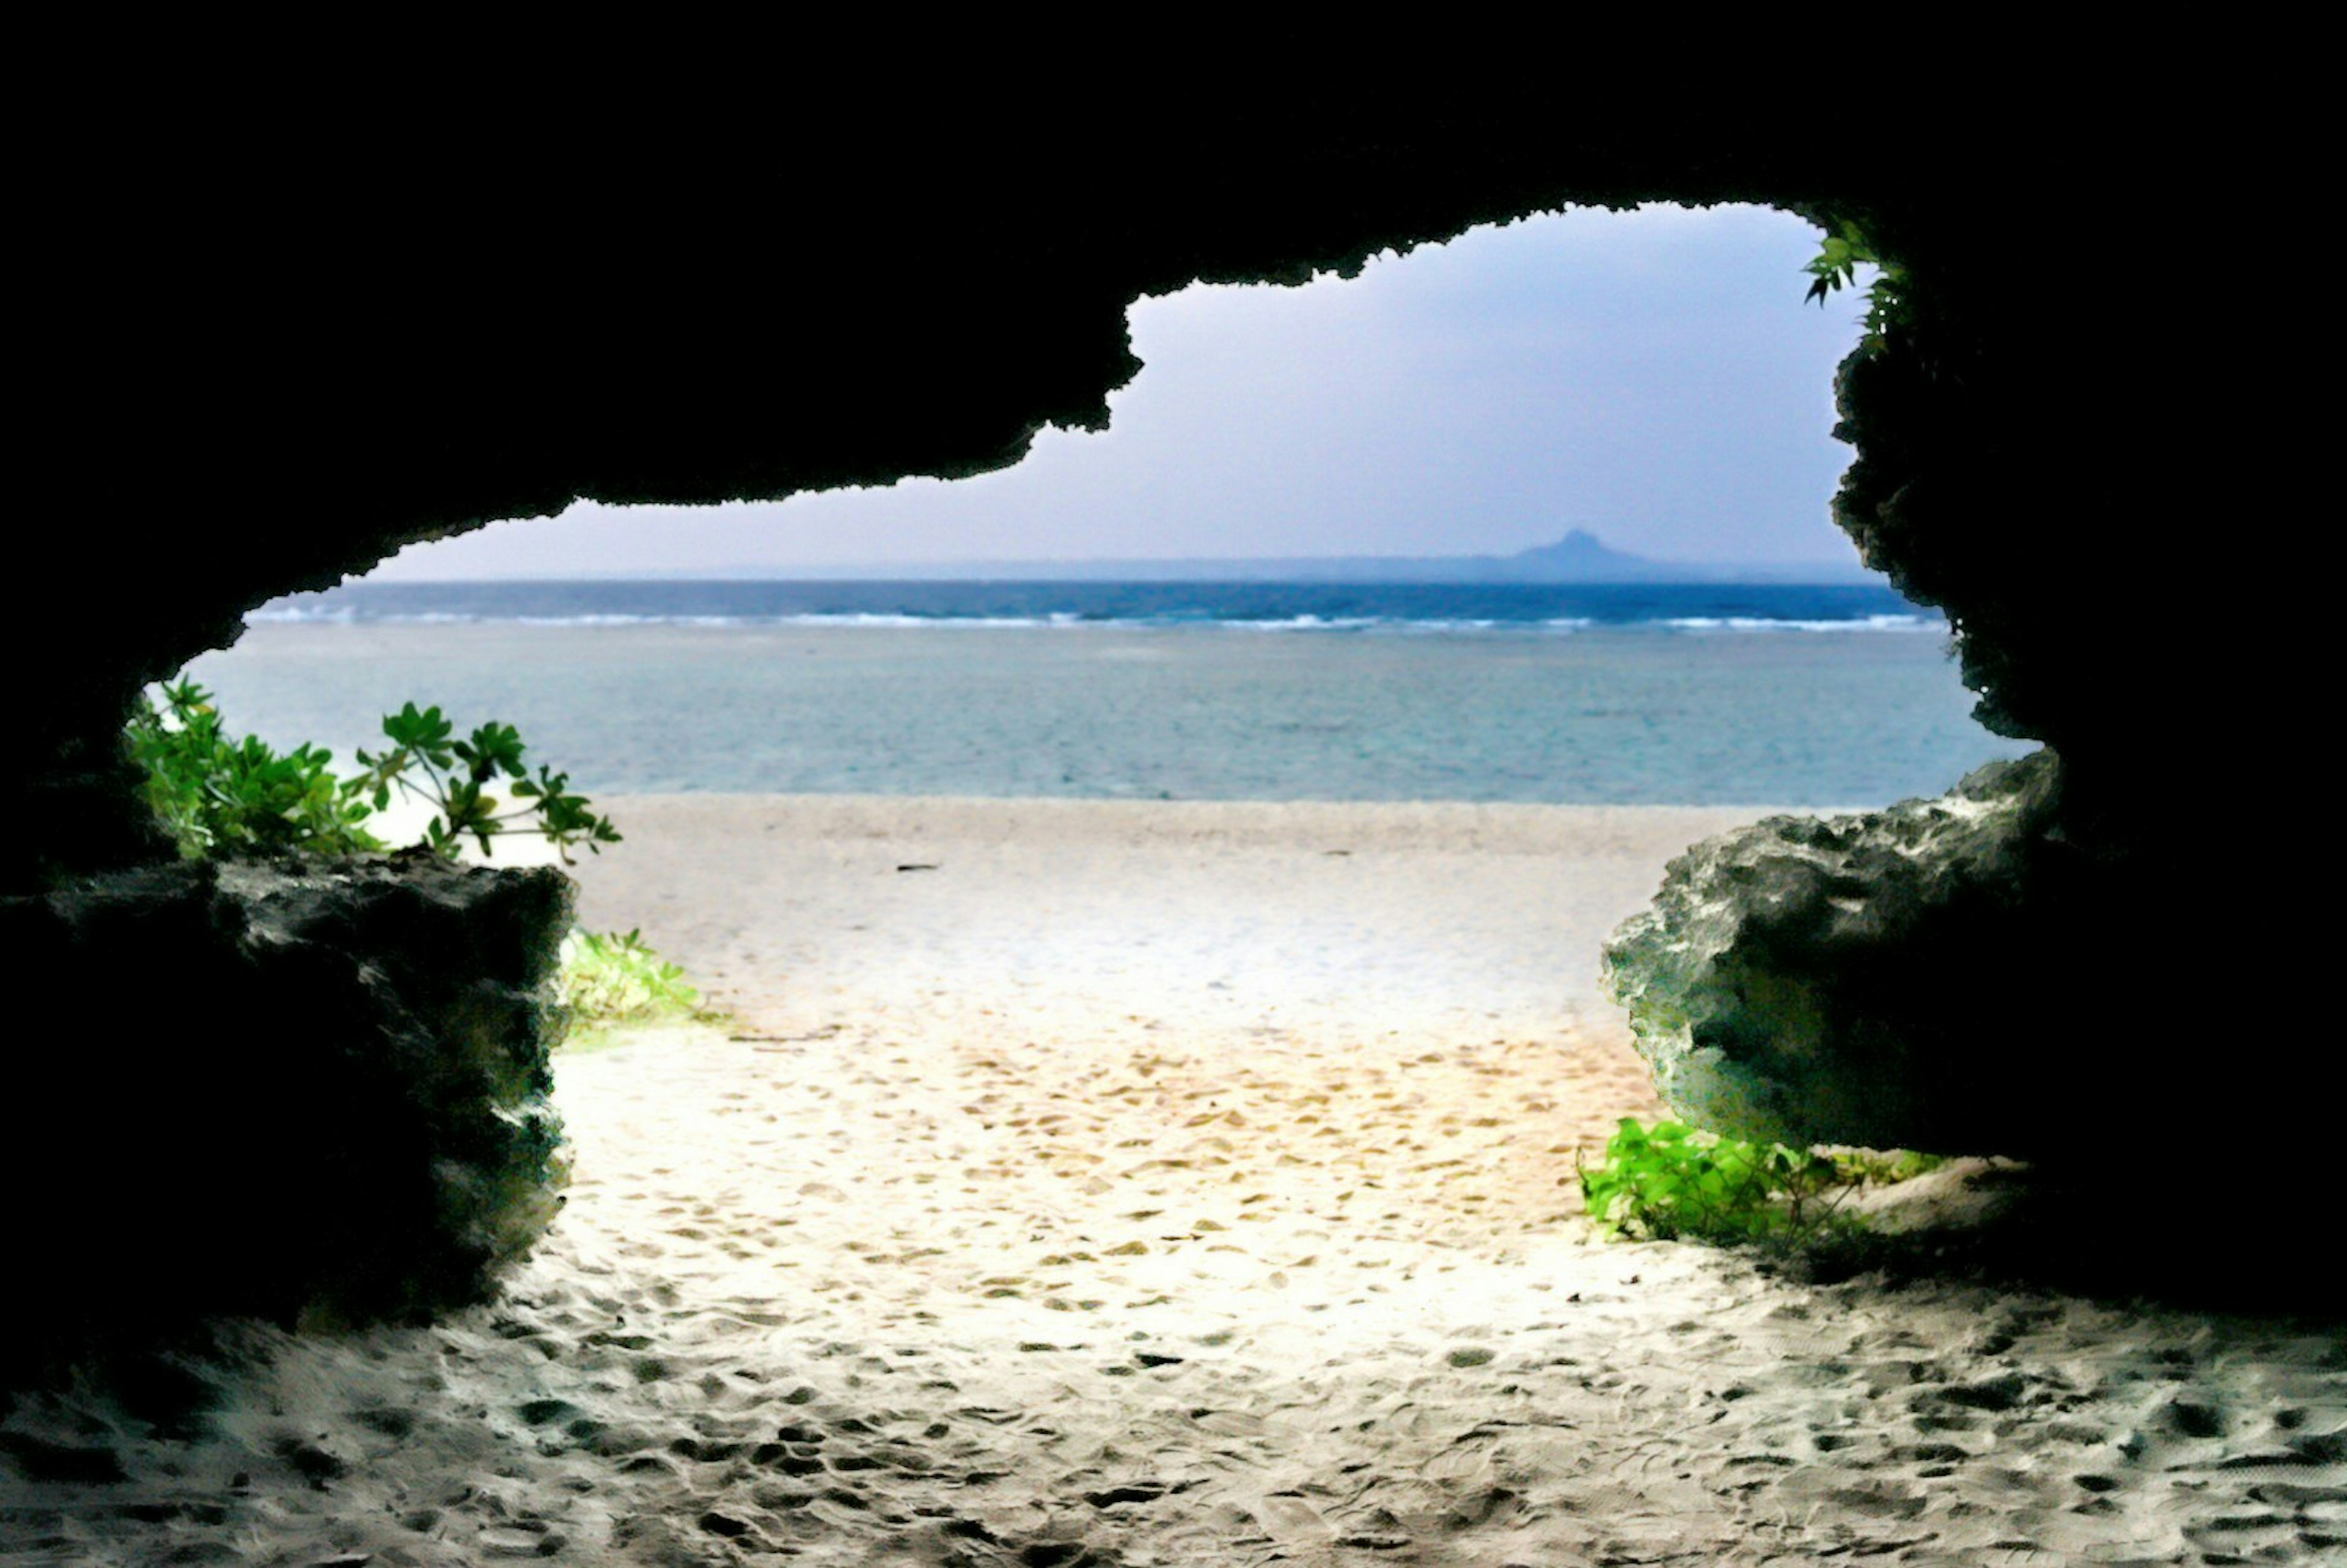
top-left (3, 797), bottom-right (2340, 1566)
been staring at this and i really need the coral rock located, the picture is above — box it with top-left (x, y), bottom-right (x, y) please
top-left (1603, 750), bottom-right (2180, 1162)
top-left (0, 853), bottom-right (572, 1372)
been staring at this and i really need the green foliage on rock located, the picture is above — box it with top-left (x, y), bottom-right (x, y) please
top-left (1578, 1117), bottom-right (1942, 1248)
top-left (354, 700), bottom-right (620, 862)
top-left (1803, 214), bottom-right (1909, 348)
top-left (128, 679), bottom-right (620, 864)
top-left (130, 681), bottom-right (711, 1049)
top-left (128, 680), bottom-right (383, 859)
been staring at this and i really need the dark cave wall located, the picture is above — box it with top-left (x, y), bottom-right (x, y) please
top-left (7, 89), bottom-right (2283, 1336)
top-left (1816, 207), bottom-right (2170, 846)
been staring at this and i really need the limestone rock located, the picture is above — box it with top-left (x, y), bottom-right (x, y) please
top-left (0, 852), bottom-right (572, 1370)
top-left (1603, 750), bottom-right (2158, 1161)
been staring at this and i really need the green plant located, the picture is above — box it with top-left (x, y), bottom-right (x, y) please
top-left (1577, 1118), bottom-right (1928, 1247)
top-left (556, 928), bottom-right (707, 1041)
top-left (352, 700), bottom-right (621, 863)
top-left (128, 680), bottom-right (620, 863)
top-left (132, 684), bottom-right (709, 1046)
top-left (1803, 215), bottom-right (1910, 348)
top-left (129, 680), bottom-right (386, 859)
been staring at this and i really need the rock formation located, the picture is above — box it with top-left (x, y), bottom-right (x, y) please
top-left (0, 854), bottom-right (571, 1373)
top-left (1604, 753), bottom-right (2079, 1155)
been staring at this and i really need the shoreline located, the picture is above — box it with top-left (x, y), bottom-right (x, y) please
top-left (560, 794), bottom-right (1790, 1058)
top-left (549, 788), bottom-right (1740, 1190)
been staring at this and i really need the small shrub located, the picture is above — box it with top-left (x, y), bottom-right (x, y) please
top-left (556, 928), bottom-right (707, 1042)
top-left (128, 680), bottom-right (384, 858)
top-left (133, 683), bottom-right (711, 1047)
top-left (353, 700), bottom-right (620, 863)
top-left (1577, 1118), bottom-right (1941, 1247)
top-left (128, 680), bottom-right (620, 863)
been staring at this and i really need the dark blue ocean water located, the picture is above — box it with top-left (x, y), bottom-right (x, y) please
top-left (257, 577), bottom-right (1931, 633)
top-left (206, 579), bottom-right (2030, 807)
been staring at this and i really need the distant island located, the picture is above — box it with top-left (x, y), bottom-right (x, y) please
top-left (672, 531), bottom-right (1875, 585)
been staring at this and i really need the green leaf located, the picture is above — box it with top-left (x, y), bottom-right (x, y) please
top-left (129, 678), bottom-right (620, 867)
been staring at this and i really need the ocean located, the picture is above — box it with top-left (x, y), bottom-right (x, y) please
top-left (187, 579), bottom-right (2035, 808)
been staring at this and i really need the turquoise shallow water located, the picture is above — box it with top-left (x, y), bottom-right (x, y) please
top-left (186, 620), bottom-right (2033, 808)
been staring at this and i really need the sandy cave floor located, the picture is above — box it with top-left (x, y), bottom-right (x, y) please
top-left (3, 798), bottom-right (2342, 1566)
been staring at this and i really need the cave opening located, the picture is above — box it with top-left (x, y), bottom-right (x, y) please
top-left (14, 118), bottom-right (2341, 1559)
top-left (50, 204), bottom-right (2044, 1558)
top-left (174, 202), bottom-right (2020, 1096)
top-left (189, 204), bottom-right (2014, 808)
top-left (158, 203), bottom-right (2025, 1335)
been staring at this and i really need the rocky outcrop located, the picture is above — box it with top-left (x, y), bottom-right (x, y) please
top-left (0, 853), bottom-right (571, 1371)
top-left (1602, 750), bottom-right (2206, 1165)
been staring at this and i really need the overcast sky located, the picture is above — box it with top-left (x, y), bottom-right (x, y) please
top-left (373, 204), bottom-right (1874, 580)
